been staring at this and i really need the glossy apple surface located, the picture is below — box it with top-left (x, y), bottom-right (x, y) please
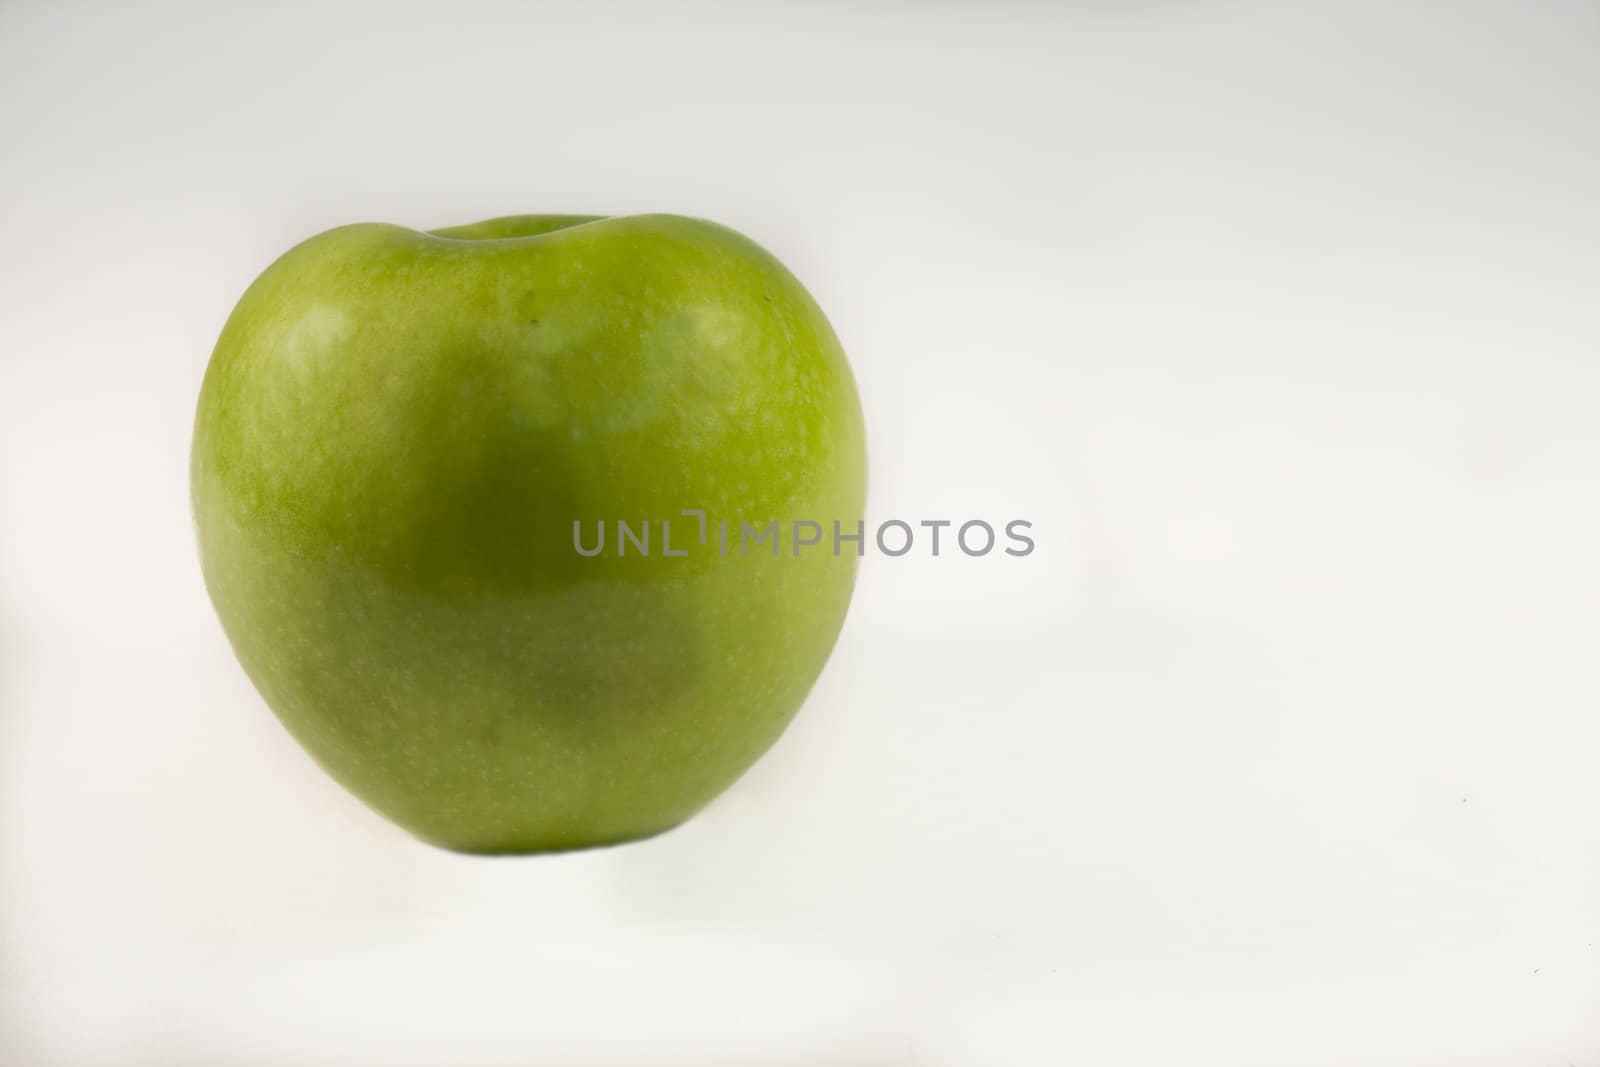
top-left (191, 214), bottom-right (866, 853)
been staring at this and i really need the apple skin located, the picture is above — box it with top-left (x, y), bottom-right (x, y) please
top-left (191, 214), bottom-right (866, 854)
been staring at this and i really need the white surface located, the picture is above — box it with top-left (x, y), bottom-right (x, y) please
top-left (3, 2), bottom-right (1599, 1064)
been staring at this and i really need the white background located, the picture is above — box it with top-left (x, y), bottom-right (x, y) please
top-left (3, 2), bottom-right (1599, 1064)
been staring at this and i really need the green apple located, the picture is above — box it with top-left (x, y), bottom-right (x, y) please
top-left (191, 214), bottom-right (866, 854)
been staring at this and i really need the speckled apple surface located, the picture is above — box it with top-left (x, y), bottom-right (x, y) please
top-left (191, 214), bottom-right (867, 854)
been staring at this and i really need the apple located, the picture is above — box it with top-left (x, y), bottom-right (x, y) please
top-left (191, 214), bottom-right (867, 854)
